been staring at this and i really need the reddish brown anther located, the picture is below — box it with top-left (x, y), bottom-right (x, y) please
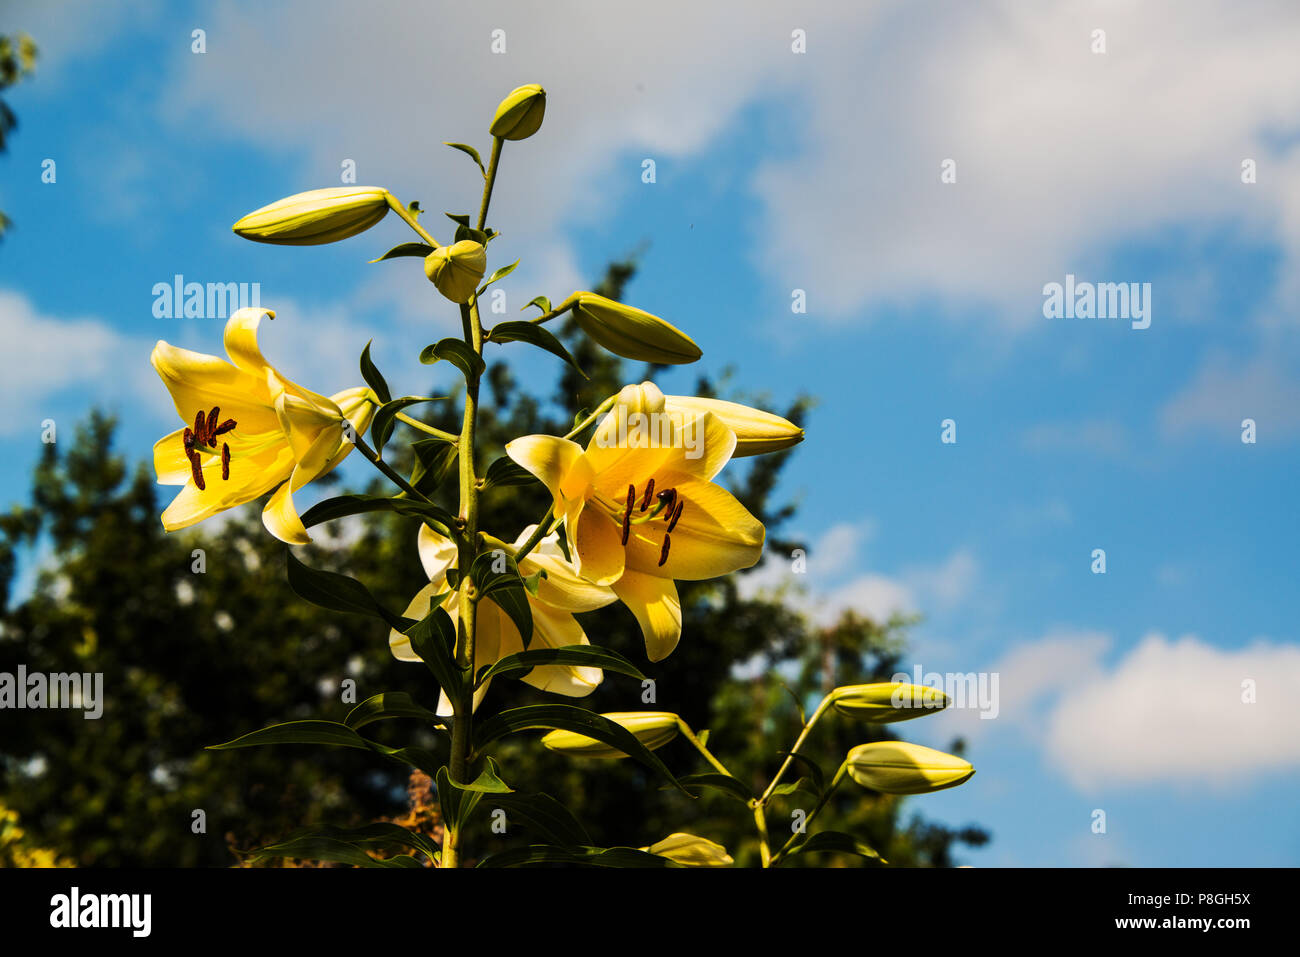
top-left (187, 448), bottom-right (206, 491)
top-left (640, 478), bottom-right (656, 511)
top-left (658, 532), bottom-right (672, 567)
top-left (657, 488), bottom-right (676, 514)
top-left (667, 500), bottom-right (684, 532)
top-left (213, 418), bottom-right (237, 437)
top-left (182, 427), bottom-right (194, 450)
top-left (221, 442), bottom-right (231, 481)
top-left (206, 407), bottom-right (220, 442)
top-left (193, 410), bottom-right (208, 444)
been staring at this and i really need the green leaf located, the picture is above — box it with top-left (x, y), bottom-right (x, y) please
top-left (435, 762), bottom-right (512, 832)
top-left (345, 692), bottom-right (445, 731)
top-left (444, 142), bottom-right (486, 178)
top-left (481, 455), bottom-right (538, 491)
top-left (521, 295), bottom-right (551, 315)
top-left (770, 776), bottom-right (818, 798)
top-left (671, 772), bottom-right (753, 806)
top-left (402, 605), bottom-right (462, 697)
top-left (472, 704), bottom-right (689, 794)
top-left (298, 494), bottom-right (458, 541)
top-left (420, 337), bottom-right (486, 385)
top-left (776, 750), bottom-right (826, 799)
top-left (467, 549), bottom-right (532, 642)
top-left (444, 211), bottom-right (471, 227)
top-left (208, 719), bottom-right (369, 752)
top-left (476, 645), bottom-right (646, 687)
top-left (477, 845), bottom-right (674, 868)
top-left (454, 224), bottom-right (489, 245)
top-left (285, 551), bottom-right (409, 630)
top-left (247, 835), bottom-right (414, 868)
top-left (486, 320), bottom-right (586, 378)
top-left (369, 242), bottom-right (434, 263)
top-left (477, 258), bottom-right (519, 294)
top-left (409, 439), bottom-right (459, 494)
top-left (252, 823), bottom-right (440, 865)
top-left (359, 340), bottom-right (392, 404)
top-left (785, 830), bottom-right (885, 864)
top-left (485, 791), bottom-right (591, 846)
top-left (370, 395), bottom-right (443, 456)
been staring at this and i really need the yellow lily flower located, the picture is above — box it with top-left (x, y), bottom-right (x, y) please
top-left (506, 389), bottom-right (765, 661)
top-left (151, 307), bottom-right (376, 544)
top-left (388, 524), bottom-right (616, 714)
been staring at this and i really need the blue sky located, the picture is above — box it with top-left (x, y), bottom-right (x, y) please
top-left (3, 0), bottom-right (1299, 865)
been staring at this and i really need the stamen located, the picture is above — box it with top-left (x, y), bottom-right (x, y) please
top-left (667, 500), bottom-right (684, 532)
top-left (621, 484), bottom-right (634, 546)
top-left (206, 407), bottom-right (220, 442)
top-left (639, 478), bottom-right (655, 511)
top-left (182, 427), bottom-right (194, 450)
top-left (194, 410), bottom-right (208, 445)
top-left (657, 488), bottom-right (676, 515)
top-left (187, 448), bottom-right (206, 491)
top-left (658, 532), bottom-right (672, 567)
top-left (221, 442), bottom-right (231, 481)
top-left (213, 418), bottom-right (237, 437)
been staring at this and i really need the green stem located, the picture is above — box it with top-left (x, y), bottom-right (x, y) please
top-left (393, 411), bottom-right (458, 443)
top-left (527, 301), bottom-right (575, 325)
top-left (770, 764), bottom-right (849, 865)
top-left (759, 693), bottom-right (836, 804)
top-left (476, 137), bottom-right (503, 231)
top-left (677, 719), bottom-right (738, 778)
top-left (386, 193), bottom-right (440, 248)
top-left (349, 428), bottom-right (431, 502)
top-left (563, 395), bottom-right (617, 441)
top-left (510, 507), bottom-right (553, 563)
top-left (752, 802), bottom-right (773, 868)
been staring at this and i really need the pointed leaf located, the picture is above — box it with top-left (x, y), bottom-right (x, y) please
top-left (472, 704), bottom-right (689, 794)
top-left (485, 791), bottom-right (591, 847)
top-left (298, 494), bottom-right (458, 541)
top-left (285, 551), bottom-right (409, 630)
top-left (359, 340), bottom-right (392, 404)
top-left (444, 142), bottom-right (486, 177)
top-left (521, 295), bottom-right (551, 315)
top-left (482, 455), bottom-right (538, 491)
top-left (345, 692), bottom-right (445, 731)
top-left (477, 845), bottom-right (674, 868)
top-left (671, 772), bottom-right (752, 806)
top-left (785, 830), bottom-right (885, 864)
top-left (486, 320), bottom-right (585, 378)
top-left (369, 242), bottom-right (434, 263)
top-left (370, 395), bottom-right (444, 456)
top-left (208, 719), bottom-right (369, 752)
top-left (476, 645), bottom-right (645, 687)
top-left (420, 337), bottom-right (486, 385)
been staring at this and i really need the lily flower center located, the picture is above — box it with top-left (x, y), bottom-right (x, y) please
top-left (591, 479), bottom-right (686, 567)
top-left (181, 406), bottom-right (238, 491)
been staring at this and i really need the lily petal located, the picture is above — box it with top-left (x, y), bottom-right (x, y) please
top-left (417, 523), bottom-right (459, 584)
top-left (261, 426), bottom-right (340, 544)
top-left (624, 476), bottom-right (764, 580)
top-left (611, 570), bottom-right (682, 662)
top-left (521, 602), bottom-right (604, 696)
top-left (571, 504), bottom-right (626, 586)
top-left (506, 434), bottom-right (583, 499)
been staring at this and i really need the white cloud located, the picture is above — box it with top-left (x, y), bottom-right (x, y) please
top-left (0, 289), bottom-right (154, 436)
top-left (140, 0), bottom-right (1300, 331)
top-left (1160, 352), bottom-right (1300, 440)
top-left (742, 519), bottom-right (977, 626)
top-left (957, 629), bottom-right (1300, 791)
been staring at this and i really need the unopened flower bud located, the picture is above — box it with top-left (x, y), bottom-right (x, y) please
top-left (845, 741), bottom-right (974, 794)
top-left (663, 394), bottom-right (803, 457)
top-left (424, 240), bottom-right (487, 303)
top-left (561, 291), bottom-right (702, 365)
top-left (831, 683), bottom-right (949, 722)
top-left (490, 84), bottom-right (546, 140)
top-left (541, 711), bottom-right (678, 758)
top-left (232, 187), bottom-right (390, 245)
top-left (641, 833), bottom-right (734, 867)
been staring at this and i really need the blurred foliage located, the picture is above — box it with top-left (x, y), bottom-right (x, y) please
top-left (0, 260), bottom-right (987, 867)
top-left (0, 30), bottom-right (38, 239)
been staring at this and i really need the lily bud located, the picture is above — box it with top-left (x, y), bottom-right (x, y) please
top-left (614, 381), bottom-right (667, 416)
top-left (845, 741), bottom-right (974, 794)
top-left (562, 291), bottom-right (702, 364)
top-left (541, 711), bottom-right (679, 758)
top-left (490, 83), bottom-right (546, 140)
top-left (831, 683), bottom-right (949, 723)
top-left (232, 187), bottom-right (390, 245)
top-left (641, 833), bottom-right (734, 867)
top-left (663, 394), bottom-right (803, 457)
top-left (424, 240), bottom-right (487, 303)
